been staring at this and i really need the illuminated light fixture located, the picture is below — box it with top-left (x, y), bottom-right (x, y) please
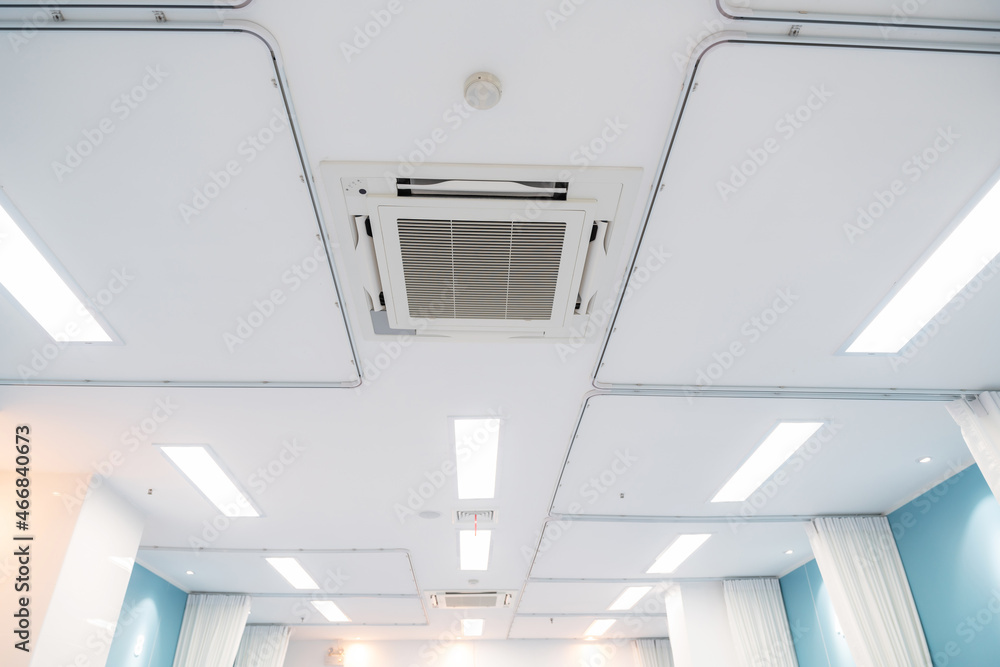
top-left (646, 534), bottom-right (712, 574)
top-left (265, 557), bottom-right (319, 590)
top-left (158, 445), bottom-right (259, 517)
top-left (584, 619), bottom-right (616, 638)
top-left (918, 456), bottom-right (932, 464)
top-left (608, 586), bottom-right (652, 611)
top-left (712, 422), bottom-right (825, 503)
top-left (461, 619), bottom-right (484, 637)
top-left (311, 600), bottom-right (351, 623)
top-left (847, 173), bottom-right (1000, 354)
top-left (0, 193), bottom-right (112, 342)
top-left (784, 550), bottom-right (794, 555)
top-left (459, 529), bottom-right (492, 571)
top-left (454, 418), bottom-right (500, 499)
top-left (186, 570), bottom-right (194, 575)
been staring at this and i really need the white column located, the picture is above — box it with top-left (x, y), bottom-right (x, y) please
top-left (664, 581), bottom-right (739, 667)
top-left (28, 475), bottom-right (144, 667)
top-left (806, 516), bottom-right (931, 667)
top-left (947, 392), bottom-right (1000, 503)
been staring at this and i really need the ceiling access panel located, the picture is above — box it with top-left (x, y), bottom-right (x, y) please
top-left (137, 548), bottom-right (421, 596)
top-left (527, 519), bottom-right (812, 580)
top-left (596, 39), bottom-right (1000, 391)
top-left (0, 27), bottom-right (359, 386)
top-left (550, 394), bottom-right (973, 519)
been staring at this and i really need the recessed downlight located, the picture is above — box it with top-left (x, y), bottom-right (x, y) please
top-left (311, 600), bottom-right (351, 623)
top-left (454, 418), bottom-right (500, 500)
top-left (462, 619), bottom-right (484, 637)
top-left (265, 557), bottom-right (319, 590)
top-left (0, 192), bottom-right (113, 342)
top-left (608, 586), bottom-right (652, 611)
top-left (459, 529), bottom-right (492, 571)
top-left (918, 456), bottom-right (933, 464)
top-left (186, 570), bottom-right (194, 575)
top-left (646, 534), bottom-right (712, 574)
top-left (157, 445), bottom-right (259, 517)
top-left (846, 171), bottom-right (1000, 354)
top-left (784, 550), bottom-right (794, 556)
top-left (712, 422), bottom-right (824, 503)
top-left (584, 619), bottom-right (616, 638)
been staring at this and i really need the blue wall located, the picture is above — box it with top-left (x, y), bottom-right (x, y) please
top-left (889, 465), bottom-right (1000, 667)
top-left (780, 559), bottom-right (855, 667)
top-left (106, 564), bottom-right (188, 667)
top-left (781, 465), bottom-right (1000, 667)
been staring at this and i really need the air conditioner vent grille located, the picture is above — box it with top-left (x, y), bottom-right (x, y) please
top-left (429, 591), bottom-right (512, 608)
top-left (397, 219), bottom-right (566, 321)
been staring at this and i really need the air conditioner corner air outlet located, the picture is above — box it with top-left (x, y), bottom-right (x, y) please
top-left (320, 162), bottom-right (643, 340)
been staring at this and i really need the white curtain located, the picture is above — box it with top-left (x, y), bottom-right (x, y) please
top-left (633, 638), bottom-right (673, 667)
top-left (172, 594), bottom-right (251, 667)
top-left (233, 625), bottom-right (291, 667)
top-left (806, 516), bottom-right (931, 667)
top-left (947, 392), bottom-right (1000, 503)
top-left (723, 578), bottom-right (798, 667)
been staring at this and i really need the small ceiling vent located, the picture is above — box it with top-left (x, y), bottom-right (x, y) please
top-left (321, 162), bottom-right (643, 340)
top-left (454, 509), bottom-right (496, 523)
top-left (429, 591), bottom-right (514, 609)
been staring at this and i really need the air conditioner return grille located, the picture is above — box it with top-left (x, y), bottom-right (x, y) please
top-left (397, 219), bottom-right (566, 320)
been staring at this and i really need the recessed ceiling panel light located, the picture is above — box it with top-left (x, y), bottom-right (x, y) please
top-left (646, 534), bottom-right (712, 574)
top-left (584, 619), bottom-right (616, 638)
top-left (265, 557), bottom-right (319, 590)
top-left (847, 173), bottom-right (1000, 354)
top-left (461, 619), bottom-right (484, 637)
top-left (0, 194), bottom-right (112, 342)
top-left (712, 422), bottom-right (825, 503)
top-left (918, 456), bottom-right (933, 463)
top-left (784, 550), bottom-right (794, 555)
top-left (158, 445), bottom-right (259, 517)
top-left (454, 418), bottom-right (500, 500)
top-left (608, 586), bottom-right (652, 611)
top-left (311, 600), bottom-right (351, 623)
top-left (186, 570), bottom-right (195, 575)
top-left (459, 529), bottom-right (492, 571)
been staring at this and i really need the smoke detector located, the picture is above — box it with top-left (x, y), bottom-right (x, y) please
top-left (464, 72), bottom-right (502, 110)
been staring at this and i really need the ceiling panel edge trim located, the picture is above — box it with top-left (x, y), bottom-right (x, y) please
top-left (715, 0), bottom-right (1000, 33)
top-left (0, 21), bottom-right (363, 388)
top-left (593, 34), bottom-right (1000, 391)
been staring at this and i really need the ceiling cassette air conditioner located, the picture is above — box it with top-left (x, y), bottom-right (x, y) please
top-left (319, 162), bottom-right (643, 340)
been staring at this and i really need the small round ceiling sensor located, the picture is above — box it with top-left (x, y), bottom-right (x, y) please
top-left (464, 72), bottom-right (502, 110)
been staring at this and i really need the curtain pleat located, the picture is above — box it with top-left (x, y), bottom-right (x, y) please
top-left (806, 516), bottom-right (931, 667)
top-left (233, 625), bottom-right (291, 667)
top-left (947, 392), bottom-right (1000, 503)
top-left (723, 578), bottom-right (798, 667)
top-left (171, 593), bottom-right (251, 667)
top-left (632, 638), bottom-right (673, 667)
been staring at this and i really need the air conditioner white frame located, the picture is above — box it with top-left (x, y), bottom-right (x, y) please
top-left (318, 162), bottom-right (644, 341)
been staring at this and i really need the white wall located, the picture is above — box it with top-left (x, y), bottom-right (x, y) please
top-left (1, 472), bottom-right (87, 667)
top-left (665, 582), bottom-right (739, 667)
top-left (284, 639), bottom-right (640, 667)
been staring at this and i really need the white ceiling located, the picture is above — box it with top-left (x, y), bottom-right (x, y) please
top-left (0, 0), bottom-right (998, 644)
